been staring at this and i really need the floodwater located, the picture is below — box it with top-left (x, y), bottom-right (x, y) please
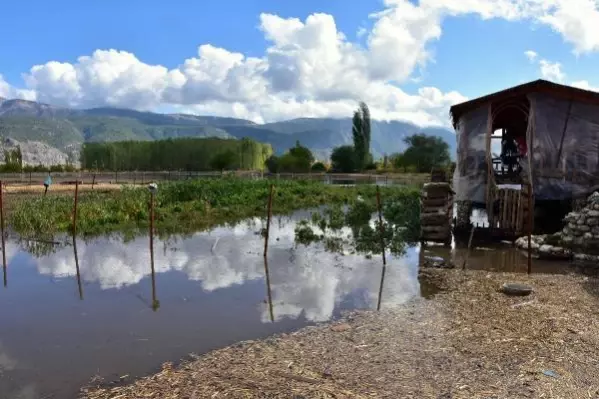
top-left (0, 210), bottom-right (572, 399)
top-left (0, 210), bottom-right (424, 399)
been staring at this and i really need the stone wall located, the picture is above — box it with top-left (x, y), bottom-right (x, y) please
top-left (561, 192), bottom-right (599, 252)
top-left (515, 192), bottom-right (599, 261)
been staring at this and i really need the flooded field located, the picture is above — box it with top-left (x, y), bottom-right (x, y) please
top-left (0, 210), bottom-right (573, 398)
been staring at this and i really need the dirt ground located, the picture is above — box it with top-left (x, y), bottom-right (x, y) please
top-left (81, 268), bottom-right (599, 399)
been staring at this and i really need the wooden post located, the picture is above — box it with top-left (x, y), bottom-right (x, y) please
top-left (462, 225), bottom-right (475, 270)
top-left (72, 180), bottom-right (79, 235)
top-left (0, 181), bottom-right (6, 287)
top-left (527, 182), bottom-right (533, 274)
top-left (263, 184), bottom-right (274, 257)
top-left (263, 256), bottom-right (274, 322)
top-left (29, 172), bottom-right (32, 186)
top-left (149, 191), bottom-right (159, 311)
top-left (376, 186), bottom-right (387, 311)
top-left (73, 235), bottom-right (83, 300)
top-left (92, 173), bottom-right (96, 190)
top-left (376, 186), bottom-right (387, 266)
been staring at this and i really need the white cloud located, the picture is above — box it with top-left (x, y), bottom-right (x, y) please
top-left (571, 80), bottom-right (599, 92)
top-left (524, 50), bottom-right (538, 62)
top-left (539, 59), bottom-right (565, 82)
top-left (3, 0), bottom-right (599, 126)
top-left (30, 217), bottom-right (421, 323)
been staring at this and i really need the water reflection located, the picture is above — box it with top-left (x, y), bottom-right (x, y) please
top-left (0, 212), bottom-right (426, 398)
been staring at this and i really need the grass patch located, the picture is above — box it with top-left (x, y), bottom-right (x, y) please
top-left (8, 178), bottom-right (420, 238)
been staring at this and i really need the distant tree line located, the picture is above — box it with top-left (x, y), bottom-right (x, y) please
top-left (264, 102), bottom-right (453, 175)
top-left (81, 137), bottom-right (273, 171)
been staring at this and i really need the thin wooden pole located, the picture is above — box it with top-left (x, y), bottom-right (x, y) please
top-left (263, 256), bottom-right (274, 322)
top-left (263, 184), bottom-right (274, 257)
top-left (73, 234), bottom-right (83, 300)
top-left (376, 264), bottom-right (387, 311)
top-left (376, 186), bottom-right (387, 266)
top-left (91, 173), bottom-right (96, 190)
top-left (462, 224), bottom-right (475, 270)
top-left (0, 181), bottom-right (6, 287)
top-left (376, 186), bottom-right (387, 311)
top-left (149, 191), bottom-right (158, 311)
top-left (527, 182), bottom-right (533, 274)
top-left (72, 180), bottom-right (79, 235)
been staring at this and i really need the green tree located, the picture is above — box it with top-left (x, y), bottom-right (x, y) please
top-left (210, 150), bottom-right (237, 170)
top-left (330, 145), bottom-right (357, 173)
top-left (401, 134), bottom-right (451, 173)
top-left (265, 155), bottom-right (280, 173)
top-left (311, 161), bottom-right (327, 172)
top-left (351, 102), bottom-right (372, 171)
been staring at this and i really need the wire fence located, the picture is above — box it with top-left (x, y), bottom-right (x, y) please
top-left (0, 170), bottom-right (430, 187)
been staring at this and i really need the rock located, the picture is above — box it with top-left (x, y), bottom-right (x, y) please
top-left (593, 204), bottom-right (599, 211)
top-left (588, 218), bottom-right (599, 226)
top-left (562, 235), bottom-right (573, 244)
top-left (584, 232), bottom-right (594, 240)
top-left (330, 323), bottom-right (351, 332)
top-left (577, 217), bottom-right (587, 225)
top-left (578, 225), bottom-right (591, 232)
top-left (501, 283), bottom-right (533, 296)
top-left (587, 210), bottom-right (599, 218)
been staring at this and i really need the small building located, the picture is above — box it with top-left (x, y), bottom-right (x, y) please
top-left (449, 79), bottom-right (599, 236)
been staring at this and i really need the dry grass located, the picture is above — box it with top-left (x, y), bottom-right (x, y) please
top-left (81, 268), bottom-right (599, 399)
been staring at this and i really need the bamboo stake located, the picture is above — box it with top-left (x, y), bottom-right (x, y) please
top-left (376, 186), bottom-right (387, 267)
top-left (72, 180), bottom-right (79, 235)
top-left (0, 181), bottom-right (6, 287)
top-left (263, 184), bottom-right (274, 257)
top-left (263, 256), bottom-right (275, 322)
top-left (149, 191), bottom-right (159, 311)
top-left (73, 234), bottom-right (83, 300)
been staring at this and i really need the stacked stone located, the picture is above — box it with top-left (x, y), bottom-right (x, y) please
top-left (420, 182), bottom-right (453, 244)
top-left (560, 192), bottom-right (599, 250)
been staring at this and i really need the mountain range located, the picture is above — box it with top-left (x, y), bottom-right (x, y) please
top-left (0, 97), bottom-right (456, 166)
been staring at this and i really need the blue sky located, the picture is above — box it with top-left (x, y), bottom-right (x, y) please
top-left (2, 0), bottom-right (599, 126)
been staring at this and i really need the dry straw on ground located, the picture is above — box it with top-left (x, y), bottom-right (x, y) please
top-left (82, 268), bottom-right (599, 399)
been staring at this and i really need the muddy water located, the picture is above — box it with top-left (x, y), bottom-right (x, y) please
top-left (0, 208), bottom-right (574, 399)
top-left (0, 211), bottom-right (425, 399)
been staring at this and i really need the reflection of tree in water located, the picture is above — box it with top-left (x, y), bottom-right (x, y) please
top-left (295, 198), bottom-right (420, 257)
top-left (18, 238), bottom-right (67, 257)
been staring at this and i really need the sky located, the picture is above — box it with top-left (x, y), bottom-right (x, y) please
top-left (2, 0), bottom-right (599, 127)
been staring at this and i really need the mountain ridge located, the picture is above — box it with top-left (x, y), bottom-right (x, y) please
top-left (0, 98), bottom-right (456, 166)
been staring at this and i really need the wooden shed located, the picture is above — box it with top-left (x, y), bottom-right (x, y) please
top-left (449, 79), bottom-right (599, 236)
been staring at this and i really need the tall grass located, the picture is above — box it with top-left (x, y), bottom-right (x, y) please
top-left (9, 178), bottom-right (420, 237)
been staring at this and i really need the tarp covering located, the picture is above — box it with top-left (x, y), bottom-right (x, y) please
top-left (530, 93), bottom-right (599, 200)
top-left (452, 105), bottom-right (489, 202)
top-left (453, 92), bottom-right (599, 202)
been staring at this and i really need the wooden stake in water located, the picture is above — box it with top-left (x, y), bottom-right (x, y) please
top-left (73, 234), bottom-right (83, 300)
top-left (91, 173), bottom-right (96, 190)
top-left (376, 186), bottom-right (387, 266)
top-left (149, 191), bottom-right (159, 311)
top-left (72, 180), bottom-right (79, 235)
top-left (263, 256), bottom-right (275, 322)
top-left (375, 186), bottom-right (387, 311)
top-left (263, 184), bottom-right (274, 257)
top-left (0, 181), bottom-right (6, 287)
